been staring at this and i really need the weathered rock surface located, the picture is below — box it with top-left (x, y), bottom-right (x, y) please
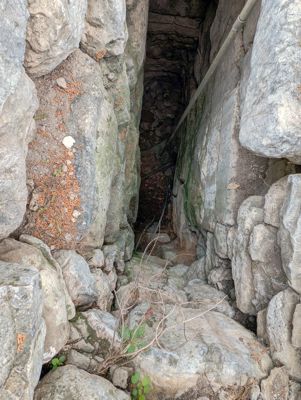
top-left (68, 309), bottom-right (121, 371)
top-left (240, 0), bottom-right (301, 163)
top-left (267, 288), bottom-right (301, 380)
top-left (264, 176), bottom-right (289, 228)
top-left (0, 70), bottom-right (38, 240)
top-left (0, 262), bottom-right (45, 399)
top-left (279, 175), bottom-right (301, 294)
top-left (116, 254), bottom-right (187, 312)
top-left (25, 0), bottom-right (87, 77)
top-left (34, 365), bottom-right (130, 400)
top-left (81, 0), bottom-right (128, 59)
top-left (184, 280), bottom-right (235, 318)
top-left (0, 236), bottom-right (74, 362)
top-left (128, 303), bottom-right (272, 399)
top-left (260, 367), bottom-right (291, 400)
top-left (54, 250), bottom-right (98, 307)
top-left (0, 0), bottom-right (29, 111)
top-left (233, 196), bottom-right (286, 315)
top-left (23, 49), bottom-right (118, 250)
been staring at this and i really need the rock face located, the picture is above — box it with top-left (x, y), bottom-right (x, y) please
top-left (0, 262), bottom-right (45, 399)
top-left (0, 237), bottom-right (75, 363)
top-left (239, 0), bottom-right (301, 163)
top-left (128, 303), bottom-right (272, 399)
top-left (54, 250), bottom-right (98, 307)
top-left (279, 175), bottom-right (301, 294)
top-left (81, 0), bottom-right (128, 59)
top-left (34, 365), bottom-right (130, 400)
top-left (25, 0), bottom-right (87, 77)
top-left (266, 288), bottom-right (301, 380)
top-left (232, 196), bottom-right (287, 314)
top-left (0, 70), bottom-right (38, 240)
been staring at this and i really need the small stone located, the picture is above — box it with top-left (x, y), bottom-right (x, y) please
top-left (66, 160), bottom-right (72, 165)
top-left (63, 136), bottom-right (76, 149)
top-left (72, 210), bottom-right (81, 219)
top-left (56, 77), bottom-right (67, 89)
top-left (62, 164), bottom-right (68, 173)
top-left (110, 366), bottom-right (130, 389)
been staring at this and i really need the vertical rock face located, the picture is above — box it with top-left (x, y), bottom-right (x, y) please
top-left (0, 262), bottom-right (45, 399)
top-left (25, 0), bottom-right (88, 77)
top-left (23, 49), bottom-right (118, 250)
top-left (239, 0), bottom-right (301, 163)
top-left (0, 0), bottom-right (39, 241)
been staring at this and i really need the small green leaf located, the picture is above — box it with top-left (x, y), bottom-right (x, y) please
top-left (127, 344), bottom-right (136, 354)
top-left (134, 325), bottom-right (145, 339)
top-left (138, 395), bottom-right (145, 400)
top-left (131, 372), bottom-right (140, 385)
top-left (121, 327), bottom-right (131, 341)
top-left (59, 355), bottom-right (66, 363)
top-left (132, 388), bottom-right (138, 397)
top-left (142, 376), bottom-right (151, 387)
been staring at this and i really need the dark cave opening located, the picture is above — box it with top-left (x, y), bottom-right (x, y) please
top-left (135, 0), bottom-right (218, 235)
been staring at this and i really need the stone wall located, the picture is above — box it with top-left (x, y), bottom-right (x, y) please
top-left (0, 0), bottom-right (148, 397)
top-left (173, 0), bottom-right (301, 391)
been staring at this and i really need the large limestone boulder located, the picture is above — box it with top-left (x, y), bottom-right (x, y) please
top-left (23, 49), bottom-right (118, 250)
top-left (240, 0), bottom-right (301, 163)
top-left (267, 288), bottom-right (301, 380)
top-left (128, 303), bottom-right (272, 399)
top-left (81, 0), bottom-right (128, 60)
top-left (0, 0), bottom-right (29, 112)
top-left (54, 250), bottom-right (98, 307)
top-left (232, 196), bottom-right (286, 315)
top-left (0, 262), bottom-right (45, 399)
top-left (0, 70), bottom-right (38, 240)
top-left (25, 0), bottom-right (87, 77)
top-left (34, 365), bottom-right (130, 400)
top-left (279, 175), bottom-right (301, 294)
top-left (0, 236), bottom-right (75, 363)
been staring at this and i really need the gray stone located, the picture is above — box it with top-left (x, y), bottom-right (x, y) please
top-left (84, 249), bottom-right (105, 268)
top-left (292, 303), bottom-right (301, 348)
top-left (0, 262), bottom-right (45, 399)
top-left (0, 70), bottom-right (38, 240)
top-left (267, 288), bottom-right (301, 380)
top-left (239, 0), bottom-right (301, 163)
top-left (54, 250), bottom-right (98, 307)
top-left (279, 175), bottom-right (301, 294)
top-left (129, 303), bottom-right (272, 399)
top-left (34, 365), bottom-right (130, 400)
top-left (81, 0), bottom-right (128, 59)
top-left (214, 223), bottom-right (229, 259)
top-left (25, 0), bottom-right (87, 77)
top-left (0, 237), bottom-right (74, 363)
top-left (186, 258), bottom-right (207, 282)
top-left (260, 367), bottom-right (290, 400)
top-left (69, 309), bottom-right (121, 364)
top-left (0, 0), bottom-right (28, 112)
top-left (91, 268), bottom-right (113, 311)
top-left (264, 176), bottom-right (289, 228)
top-left (184, 281), bottom-right (235, 318)
top-left (233, 196), bottom-right (286, 314)
top-left (110, 366), bottom-right (131, 390)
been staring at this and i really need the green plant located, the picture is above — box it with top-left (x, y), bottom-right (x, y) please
top-left (50, 355), bottom-right (66, 370)
top-left (120, 324), bottom-right (146, 354)
top-left (130, 371), bottom-right (152, 400)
